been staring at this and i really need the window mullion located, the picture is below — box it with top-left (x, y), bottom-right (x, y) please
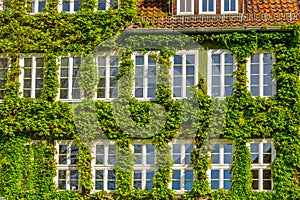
top-left (19, 57), bottom-right (24, 97)
top-left (68, 56), bottom-right (73, 100)
top-left (106, 56), bottom-right (110, 99)
top-left (144, 54), bottom-right (148, 99)
top-left (259, 53), bottom-right (264, 96)
top-left (182, 54), bottom-right (186, 97)
top-left (220, 53), bottom-right (225, 98)
top-left (31, 57), bottom-right (36, 98)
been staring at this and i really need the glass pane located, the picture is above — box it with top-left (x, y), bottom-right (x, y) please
top-left (70, 170), bottom-right (79, 179)
top-left (186, 77), bottom-right (194, 86)
top-left (108, 155), bottom-right (116, 165)
top-left (212, 76), bottom-right (220, 86)
top-left (202, 0), bottom-right (207, 11)
top-left (251, 75), bottom-right (259, 85)
top-left (263, 170), bottom-right (271, 179)
top-left (186, 0), bottom-right (191, 12)
top-left (134, 170), bottom-right (142, 179)
top-left (96, 170), bottom-right (103, 179)
top-left (186, 55), bottom-right (195, 64)
top-left (146, 171), bottom-right (154, 179)
top-left (211, 180), bottom-right (219, 190)
top-left (224, 144), bottom-right (232, 153)
top-left (208, 0), bottom-right (213, 11)
top-left (252, 154), bottom-right (259, 163)
top-left (263, 75), bottom-right (272, 85)
top-left (185, 155), bottom-right (191, 164)
top-left (185, 170), bottom-right (193, 179)
top-left (173, 88), bottom-right (182, 97)
top-left (263, 144), bottom-right (272, 153)
top-left (225, 76), bottom-right (233, 85)
top-left (212, 65), bottom-right (220, 75)
top-left (135, 56), bottom-right (144, 65)
top-left (135, 88), bottom-right (143, 98)
top-left (146, 144), bottom-right (154, 153)
top-left (134, 181), bottom-right (142, 189)
top-left (231, 0), bottom-right (236, 11)
top-left (58, 170), bottom-right (66, 179)
top-left (174, 77), bottom-right (182, 87)
top-left (264, 64), bottom-right (273, 74)
top-left (59, 145), bottom-right (67, 154)
top-left (172, 180), bottom-right (180, 190)
top-left (71, 145), bottom-right (79, 154)
top-left (135, 155), bottom-right (142, 164)
top-left (173, 170), bottom-right (181, 179)
top-left (251, 54), bottom-right (259, 62)
top-left (224, 170), bottom-right (231, 179)
top-left (174, 55), bottom-right (182, 64)
top-left (96, 155), bottom-right (104, 165)
top-left (58, 180), bottom-right (66, 189)
top-left (96, 145), bottom-right (104, 154)
top-left (250, 144), bottom-right (259, 152)
top-left (146, 180), bottom-right (153, 190)
top-left (263, 180), bottom-right (272, 190)
top-left (96, 181), bottom-right (103, 190)
top-left (263, 86), bottom-right (272, 96)
top-left (212, 144), bottom-right (220, 152)
top-left (252, 180), bottom-right (259, 190)
top-left (224, 180), bottom-right (231, 190)
top-left (108, 181), bottom-right (116, 190)
top-left (173, 155), bottom-right (181, 164)
top-left (212, 54), bottom-right (220, 64)
top-left (224, 0), bottom-right (229, 11)
top-left (185, 144), bottom-right (194, 153)
top-left (134, 145), bottom-right (142, 153)
top-left (211, 170), bottom-right (219, 179)
top-left (251, 64), bottom-right (259, 74)
top-left (224, 154), bottom-right (232, 164)
top-left (252, 170), bottom-right (259, 179)
top-left (186, 66), bottom-right (194, 75)
top-left (98, 56), bottom-right (106, 66)
top-left (63, 1), bottom-right (70, 11)
top-left (146, 155), bottom-right (154, 164)
top-left (108, 170), bottom-right (116, 179)
top-left (251, 86), bottom-right (259, 96)
top-left (174, 66), bottom-right (182, 75)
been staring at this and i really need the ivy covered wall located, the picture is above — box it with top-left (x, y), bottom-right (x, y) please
top-left (0, 0), bottom-right (300, 199)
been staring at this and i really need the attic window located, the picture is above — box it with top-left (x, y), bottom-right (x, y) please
top-left (177, 0), bottom-right (193, 15)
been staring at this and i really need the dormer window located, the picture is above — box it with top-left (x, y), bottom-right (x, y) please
top-left (176, 0), bottom-right (239, 15)
top-left (200, 0), bottom-right (215, 13)
top-left (177, 0), bottom-right (193, 15)
top-left (222, 0), bottom-right (238, 13)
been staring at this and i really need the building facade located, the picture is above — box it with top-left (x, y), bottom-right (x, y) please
top-left (0, 0), bottom-right (299, 199)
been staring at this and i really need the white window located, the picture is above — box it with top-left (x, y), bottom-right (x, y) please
top-left (30, 0), bottom-right (46, 13)
top-left (133, 54), bottom-right (159, 99)
top-left (55, 141), bottom-right (79, 191)
top-left (92, 142), bottom-right (117, 191)
top-left (59, 56), bottom-right (81, 100)
top-left (98, 0), bottom-right (118, 10)
top-left (209, 142), bottom-right (234, 190)
top-left (208, 50), bottom-right (236, 98)
top-left (171, 142), bottom-right (194, 193)
top-left (222, 0), bottom-right (238, 13)
top-left (247, 53), bottom-right (275, 97)
top-left (177, 0), bottom-right (193, 14)
top-left (200, 0), bottom-right (215, 13)
top-left (20, 56), bottom-right (44, 98)
top-left (0, 58), bottom-right (8, 99)
top-left (97, 55), bottom-right (119, 100)
top-left (172, 51), bottom-right (198, 98)
top-left (248, 139), bottom-right (275, 191)
top-left (58, 0), bottom-right (80, 13)
top-left (132, 143), bottom-right (155, 190)
top-left (0, 0), bottom-right (8, 11)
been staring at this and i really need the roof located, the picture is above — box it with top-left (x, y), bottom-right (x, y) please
top-left (133, 0), bottom-right (300, 29)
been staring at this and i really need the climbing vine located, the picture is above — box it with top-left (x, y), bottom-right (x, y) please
top-left (0, 0), bottom-right (300, 199)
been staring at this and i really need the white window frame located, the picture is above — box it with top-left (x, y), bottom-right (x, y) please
top-left (19, 56), bottom-right (44, 98)
top-left (169, 140), bottom-right (195, 194)
top-left (199, 0), bottom-right (216, 14)
top-left (208, 140), bottom-right (234, 190)
top-left (96, 54), bottom-right (119, 101)
top-left (0, 56), bottom-right (9, 101)
top-left (58, 0), bottom-right (80, 13)
top-left (221, 0), bottom-right (238, 14)
top-left (171, 50), bottom-right (198, 99)
top-left (54, 140), bottom-right (79, 191)
top-left (207, 50), bottom-right (236, 99)
top-left (97, 0), bottom-right (118, 10)
top-left (132, 52), bottom-right (159, 100)
top-left (246, 52), bottom-right (276, 97)
top-left (131, 140), bottom-right (156, 190)
top-left (30, 0), bottom-right (46, 13)
top-left (177, 0), bottom-right (194, 15)
top-left (248, 139), bottom-right (275, 191)
top-left (91, 140), bottom-right (117, 192)
top-left (58, 55), bottom-right (82, 102)
top-left (0, 0), bottom-right (8, 11)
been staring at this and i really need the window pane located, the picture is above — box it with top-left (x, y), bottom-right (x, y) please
top-left (211, 170), bottom-right (219, 179)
